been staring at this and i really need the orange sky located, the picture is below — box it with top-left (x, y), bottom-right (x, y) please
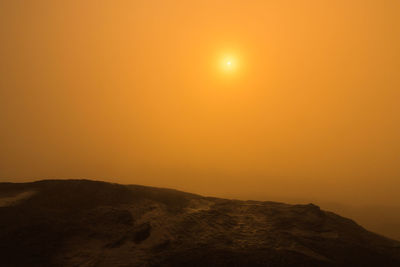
top-left (1, 0), bottom-right (399, 205)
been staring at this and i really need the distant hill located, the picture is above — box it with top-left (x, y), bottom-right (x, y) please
top-left (316, 202), bottom-right (400, 242)
top-left (0, 179), bottom-right (399, 266)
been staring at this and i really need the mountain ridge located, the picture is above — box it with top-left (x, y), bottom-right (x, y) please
top-left (0, 179), bottom-right (399, 266)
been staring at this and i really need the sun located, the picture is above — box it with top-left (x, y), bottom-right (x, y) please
top-left (213, 49), bottom-right (245, 80)
top-left (220, 55), bottom-right (238, 73)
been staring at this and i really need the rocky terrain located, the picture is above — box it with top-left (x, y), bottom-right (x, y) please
top-left (0, 179), bottom-right (399, 266)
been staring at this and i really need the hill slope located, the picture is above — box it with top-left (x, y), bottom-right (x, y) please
top-left (0, 179), bottom-right (399, 266)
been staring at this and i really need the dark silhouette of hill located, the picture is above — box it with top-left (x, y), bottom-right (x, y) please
top-left (0, 179), bottom-right (399, 267)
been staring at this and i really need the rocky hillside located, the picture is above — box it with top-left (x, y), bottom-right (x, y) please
top-left (0, 180), bottom-right (399, 266)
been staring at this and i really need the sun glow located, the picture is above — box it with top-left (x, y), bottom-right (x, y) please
top-left (220, 55), bottom-right (238, 73)
top-left (212, 48), bottom-right (248, 82)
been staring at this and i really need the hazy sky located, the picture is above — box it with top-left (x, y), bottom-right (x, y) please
top-left (1, 0), bottom-right (399, 205)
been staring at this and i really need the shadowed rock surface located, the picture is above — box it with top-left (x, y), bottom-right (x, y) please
top-left (0, 179), bottom-right (399, 266)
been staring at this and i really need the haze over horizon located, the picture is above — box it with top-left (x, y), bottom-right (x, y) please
top-left (1, 0), bottom-right (400, 207)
